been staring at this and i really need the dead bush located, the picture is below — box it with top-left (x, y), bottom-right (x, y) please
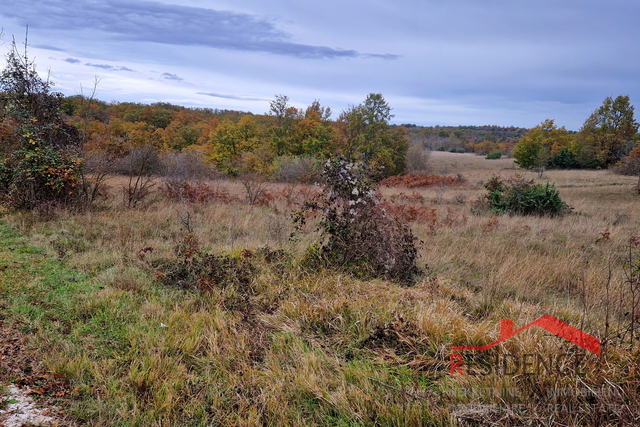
top-left (153, 236), bottom-right (255, 295)
top-left (159, 180), bottom-right (238, 204)
top-left (406, 143), bottom-right (431, 174)
top-left (161, 151), bottom-right (219, 181)
top-left (273, 155), bottom-right (322, 184)
top-left (116, 146), bottom-right (163, 208)
top-left (294, 158), bottom-right (422, 284)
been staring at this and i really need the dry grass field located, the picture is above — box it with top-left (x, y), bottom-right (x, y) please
top-left (1, 151), bottom-right (639, 426)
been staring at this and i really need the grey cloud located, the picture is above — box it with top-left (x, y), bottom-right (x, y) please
top-left (163, 73), bottom-right (183, 81)
top-left (86, 63), bottom-right (135, 72)
top-left (1, 0), bottom-right (397, 60)
top-left (198, 92), bottom-right (267, 102)
top-left (362, 53), bottom-right (401, 60)
top-left (64, 58), bottom-right (81, 64)
top-left (32, 44), bottom-right (65, 51)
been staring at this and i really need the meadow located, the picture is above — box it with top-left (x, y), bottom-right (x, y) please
top-left (1, 151), bottom-right (639, 426)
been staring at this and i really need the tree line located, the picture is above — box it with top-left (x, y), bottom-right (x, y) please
top-left (403, 124), bottom-right (528, 155)
top-left (0, 39), bottom-right (412, 210)
top-left (513, 96), bottom-right (640, 174)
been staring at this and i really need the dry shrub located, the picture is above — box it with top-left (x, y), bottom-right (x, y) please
top-left (387, 191), bottom-right (426, 205)
top-left (117, 146), bottom-right (163, 208)
top-left (159, 180), bottom-right (238, 204)
top-left (273, 155), bottom-right (322, 184)
top-left (378, 200), bottom-right (437, 224)
top-left (443, 207), bottom-right (468, 227)
top-left (77, 151), bottom-right (113, 209)
top-left (276, 184), bottom-right (321, 208)
top-left (154, 248), bottom-right (255, 294)
top-left (253, 190), bottom-right (275, 207)
top-left (405, 143), bottom-right (431, 174)
top-left (380, 173), bottom-right (465, 188)
top-left (161, 151), bottom-right (218, 181)
top-left (239, 173), bottom-right (271, 206)
top-left (295, 159), bottom-right (422, 284)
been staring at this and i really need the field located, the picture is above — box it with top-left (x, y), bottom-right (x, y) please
top-left (1, 151), bottom-right (640, 426)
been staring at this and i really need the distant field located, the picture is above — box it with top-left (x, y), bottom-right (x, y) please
top-left (1, 153), bottom-right (639, 426)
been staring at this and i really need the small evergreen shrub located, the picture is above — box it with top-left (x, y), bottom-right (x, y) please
top-left (548, 147), bottom-right (579, 169)
top-left (485, 151), bottom-right (502, 160)
top-left (481, 175), bottom-right (570, 217)
top-left (294, 158), bottom-right (422, 284)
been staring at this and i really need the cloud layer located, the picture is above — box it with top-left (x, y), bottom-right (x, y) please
top-left (3, 0), bottom-right (640, 129)
top-left (4, 0), bottom-right (396, 59)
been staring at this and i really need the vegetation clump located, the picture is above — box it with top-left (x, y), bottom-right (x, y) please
top-left (0, 39), bottom-right (83, 210)
top-left (480, 174), bottom-right (570, 217)
top-left (153, 236), bottom-right (255, 293)
top-left (294, 158), bottom-right (422, 283)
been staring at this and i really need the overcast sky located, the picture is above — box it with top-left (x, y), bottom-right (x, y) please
top-left (1, 0), bottom-right (639, 130)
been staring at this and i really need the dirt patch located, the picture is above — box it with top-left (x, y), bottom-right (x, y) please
top-left (1, 384), bottom-right (59, 426)
top-left (0, 321), bottom-right (77, 426)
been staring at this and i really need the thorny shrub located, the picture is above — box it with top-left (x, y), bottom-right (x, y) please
top-left (294, 158), bottom-right (422, 284)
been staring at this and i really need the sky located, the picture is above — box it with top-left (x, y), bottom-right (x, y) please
top-left (1, 0), bottom-right (639, 130)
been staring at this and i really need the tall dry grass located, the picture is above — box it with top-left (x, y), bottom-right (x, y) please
top-left (2, 153), bottom-right (639, 426)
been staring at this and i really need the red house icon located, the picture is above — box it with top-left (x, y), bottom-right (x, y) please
top-left (449, 315), bottom-right (600, 375)
top-left (450, 314), bottom-right (600, 355)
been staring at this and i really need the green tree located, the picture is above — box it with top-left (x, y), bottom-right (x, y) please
top-left (335, 93), bottom-right (408, 178)
top-left (289, 100), bottom-right (334, 156)
top-left (575, 95), bottom-right (639, 167)
top-left (513, 131), bottom-right (546, 171)
top-left (206, 115), bottom-right (259, 174)
top-left (268, 94), bottom-right (299, 156)
top-left (513, 119), bottom-right (573, 174)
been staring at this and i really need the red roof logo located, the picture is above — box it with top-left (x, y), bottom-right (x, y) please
top-left (450, 314), bottom-right (600, 355)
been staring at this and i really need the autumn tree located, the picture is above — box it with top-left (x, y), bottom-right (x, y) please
top-left (513, 130), bottom-right (546, 172)
top-left (206, 115), bottom-right (259, 174)
top-left (335, 93), bottom-right (408, 179)
top-left (0, 37), bottom-right (83, 209)
top-left (513, 119), bottom-right (574, 175)
top-left (574, 95), bottom-right (639, 168)
top-left (289, 100), bottom-right (334, 156)
top-left (617, 138), bottom-right (640, 193)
